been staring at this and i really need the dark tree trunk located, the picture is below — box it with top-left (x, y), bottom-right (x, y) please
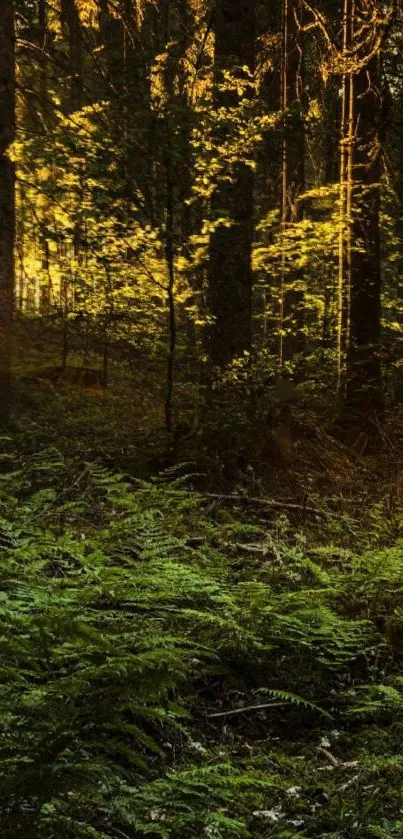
top-left (59, 0), bottom-right (83, 366)
top-left (280, 0), bottom-right (306, 364)
top-left (323, 79), bottom-right (340, 185)
top-left (322, 78), bottom-right (340, 349)
top-left (163, 0), bottom-right (176, 435)
top-left (393, 83), bottom-right (403, 402)
top-left (61, 0), bottom-right (83, 111)
top-left (0, 0), bottom-right (15, 427)
top-left (208, 0), bottom-right (256, 369)
top-left (345, 45), bottom-right (383, 418)
top-left (337, 0), bottom-right (354, 388)
top-left (98, 0), bottom-right (125, 99)
top-left (103, 334), bottom-right (109, 387)
top-left (165, 152), bottom-right (176, 434)
top-left (38, 0), bottom-right (48, 107)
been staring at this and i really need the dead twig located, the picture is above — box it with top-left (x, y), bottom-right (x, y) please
top-left (207, 702), bottom-right (288, 719)
top-left (198, 493), bottom-right (328, 518)
top-left (317, 747), bottom-right (341, 767)
top-left (136, 488), bottom-right (329, 517)
top-left (339, 773), bottom-right (360, 792)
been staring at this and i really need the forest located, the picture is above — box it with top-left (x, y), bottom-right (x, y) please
top-left (1, 0), bottom-right (403, 837)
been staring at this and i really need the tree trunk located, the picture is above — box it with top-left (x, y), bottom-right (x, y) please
top-left (208, 0), bottom-right (256, 369)
top-left (337, 0), bottom-right (354, 388)
top-left (59, 0), bottom-right (83, 368)
top-left (345, 10), bottom-right (383, 418)
top-left (98, 0), bottom-right (125, 99)
top-left (38, 0), bottom-right (48, 110)
top-left (61, 0), bottom-right (83, 111)
top-left (321, 77), bottom-right (339, 349)
top-left (393, 82), bottom-right (403, 402)
top-left (0, 0), bottom-right (15, 427)
top-left (279, 0), bottom-right (306, 365)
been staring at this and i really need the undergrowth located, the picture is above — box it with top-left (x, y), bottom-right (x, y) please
top-left (1, 442), bottom-right (403, 837)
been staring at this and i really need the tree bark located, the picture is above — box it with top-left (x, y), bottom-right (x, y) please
top-left (279, 0), bottom-right (306, 365)
top-left (98, 0), bottom-right (125, 99)
top-left (0, 0), bottom-right (15, 427)
top-left (345, 11), bottom-right (383, 418)
top-left (337, 0), bottom-right (353, 388)
top-left (61, 0), bottom-right (83, 111)
top-left (208, 0), bottom-right (256, 369)
top-left (59, 0), bottom-right (84, 366)
top-left (393, 81), bottom-right (403, 401)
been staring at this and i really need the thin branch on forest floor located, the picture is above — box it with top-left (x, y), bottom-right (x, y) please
top-left (197, 493), bottom-right (328, 517)
top-left (207, 702), bottom-right (288, 719)
top-left (137, 487), bottom-right (328, 516)
top-left (317, 747), bottom-right (340, 767)
top-left (339, 773), bottom-right (360, 792)
top-left (231, 542), bottom-right (268, 554)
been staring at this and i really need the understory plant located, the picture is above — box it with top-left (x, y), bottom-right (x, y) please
top-left (1, 449), bottom-right (403, 837)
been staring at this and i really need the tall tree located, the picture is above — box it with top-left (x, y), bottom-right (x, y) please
top-left (61, 0), bottom-right (83, 111)
top-left (208, 0), bottom-right (256, 368)
top-left (60, 0), bottom-right (84, 368)
top-left (344, 0), bottom-right (384, 417)
top-left (0, 0), bottom-right (15, 426)
top-left (337, 0), bottom-right (354, 386)
top-left (279, 0), bottom-right (306, 365)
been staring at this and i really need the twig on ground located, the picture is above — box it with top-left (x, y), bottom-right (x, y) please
top-left (198, 493), bottom-right (328, 517)
top-left (207, 702), bottom-right (288, 719)
top-left (339, 773), bottom-right (360, 792)
top-left (317, 747), bottom-right (341, 767)
top-left (139, 488), bottom-right (328, 517)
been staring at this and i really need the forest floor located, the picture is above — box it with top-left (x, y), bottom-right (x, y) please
top-left (3, 322), bottom-right (403, 838)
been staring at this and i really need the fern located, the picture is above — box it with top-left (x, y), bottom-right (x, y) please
top-left (2, 449), bottom-right (403, 837)
top-left (254, 688), bottom-right (332, 718)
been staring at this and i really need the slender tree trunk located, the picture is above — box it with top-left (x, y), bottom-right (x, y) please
top-left (38, 0), bottom-right (48, 112)
top-left (163, 0), bottom-right (177, 434)
top-left (0, 0), bottom-right (15, 427)
top-left (345, 5), bottom-right (383, 418)
top-left (321, 77), bottom-right (340, 348)
top-left (177, 0), bottom-right (200, 379)
top-left (208, 0), bottom-right (256, 369)
top-left (103, 333), bottom-right (109, 387)
top-left (59, 0), bottom-right (84, 368)
top-left (36, 0), bottom-right (54, 313)
top-left (393, 84), bottom-right (403, 402)
top-left (165, 156), bottom-right (176, 434)
top-left (323, 78), bottom-right (339, 185)
top-left (61, 0), bottom-right (83, 111)
top-left (62, 293), bottom-right (69, 372)
top-left (98, 0), bottom-right (125, 99)
top-left (337, 0), bottom-right (354, 388)
top-left (279, 0), bottom-right (306, 366)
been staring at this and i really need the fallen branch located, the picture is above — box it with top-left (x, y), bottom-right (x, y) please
top-left (231, 542), bottom-right (268, 554)
top-left (198, 493), bottom-right (327, 517)
top-left (317, 747), bottom-right (340, 767)
top-left (339, 773), bottom-right (360, 792)
top-left (136, 487), bottom-right (328, 518)
top-left (207, 702), bottom-right (288, 719)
